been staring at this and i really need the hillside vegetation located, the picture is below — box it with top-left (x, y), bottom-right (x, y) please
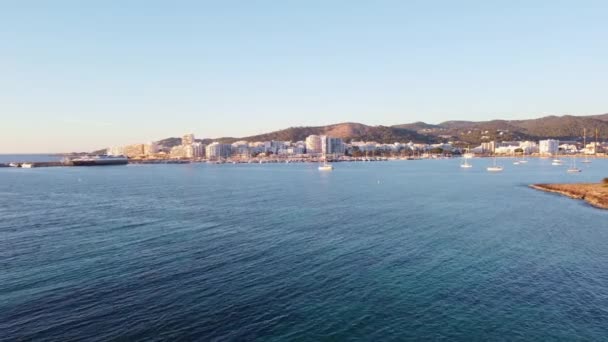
top-left (137, 113), bottom-right (608, 150)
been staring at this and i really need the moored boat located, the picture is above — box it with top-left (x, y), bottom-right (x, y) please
top-left (71, 155), bottom-right (128, 166)
top-left (487, 157), bottom-right (503, 172)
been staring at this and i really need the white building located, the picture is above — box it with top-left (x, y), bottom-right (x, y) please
top-left (206, 142), bottom-right (232, 159)
top-left (144, 142), bottom-right (159, 156)
top-left (189, 142), bottom-right (205, 158)
top-left (481, 141), bottom-right (496, 154)
top-left (107, 146), bottom-right (125, 156)
top-left (182, 134), bottom-right (195, 146)
top-left (170, 145), bottom-right (187, 159)
top-left (232, 141), bottom-right (250, 158)
top-left (305, 135), bottom-right (322, 154)
top-left (519, 141), bottom-right (539, 154)
top-left (539, 139), bottom-right (559, 155)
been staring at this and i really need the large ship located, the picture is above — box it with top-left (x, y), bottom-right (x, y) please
top-left (71, 155), bottom-right (128, 166)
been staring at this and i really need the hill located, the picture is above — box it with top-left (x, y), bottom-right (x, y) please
top-left (94, 113), bottom-right (608, 152)
top-left (394, 114), bottom-right (608, 145)
top-left (239, 123), bottom-right (433, 144)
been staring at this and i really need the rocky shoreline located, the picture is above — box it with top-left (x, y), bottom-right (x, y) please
top-left (530, 183), bottom-right (608, 210)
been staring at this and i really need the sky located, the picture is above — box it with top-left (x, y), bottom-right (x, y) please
top-left (1, 0), bottom-right (607, 153)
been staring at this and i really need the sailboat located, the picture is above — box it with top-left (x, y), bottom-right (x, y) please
top-left (460, 147), bottom-right (473, 168)
top-left (551, 153), bottom-right (563, 166)
top-left (581, 128), bottom-right (592, 164)
top-left (518, 150), bottom-right (528, 164)
top-left (487, 156), bottom-right (503, 172)
top-left (318, 155), bottom-right (333, 171)
top-left (567, 157), bottom-right (581, 173)
top-left (513, 151), bottom-right (521, 165)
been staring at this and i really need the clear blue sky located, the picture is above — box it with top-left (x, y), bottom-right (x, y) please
top-left (1, 0), bottom-right (607, 153)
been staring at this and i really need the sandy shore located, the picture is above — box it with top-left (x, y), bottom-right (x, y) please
top-left (530, 183), bottom-right (608, 210)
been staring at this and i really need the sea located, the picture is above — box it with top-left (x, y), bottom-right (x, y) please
top-left (1, 157), bottom-right (608, 341)
top-left (0, 154), bottom-right (62, 163)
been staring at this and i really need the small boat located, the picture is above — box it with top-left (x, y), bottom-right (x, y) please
top-left (487, 166), bottom-right (504, 172)
top-left (318, 158), bottom-right (333, 171)
top-left (9, 162), bottom-right (19, 167)
top-left (487, 157), bottom-right (503, 172)
top-left (551, 157), bottom-right (563, 166)
top-left (567, 158), bottom-right (581, 173)
top-left (581, 128), bottom-right (592, 163)
top-left (21, 163), bottom-right (34, 168)
top-left (513, 161), bottom-right (520, 165)
top-left (460, 157), bottom-right (472, 168)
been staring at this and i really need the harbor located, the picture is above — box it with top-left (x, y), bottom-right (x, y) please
top-left (2, 153), bottom-right (606, 169)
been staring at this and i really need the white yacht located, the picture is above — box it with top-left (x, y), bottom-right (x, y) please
top-left (567, 158), bottom-right (581, 173)
top-left (460, 157), bottom-right (473, 168)
top-left (551, 156), bottom-right (563, 166)
top-left (487, 157), bottom-right (503, 172)
top-left (318, 157), bottom-right (333, 171)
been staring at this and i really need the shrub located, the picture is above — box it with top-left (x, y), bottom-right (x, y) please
top-left (603, 177), bottom-right (608, 185)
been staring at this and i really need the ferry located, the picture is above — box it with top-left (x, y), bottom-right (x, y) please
top-left (71, 155), bottom-right (128, 166)
top-left (21, 163), bottom-right (34, 168)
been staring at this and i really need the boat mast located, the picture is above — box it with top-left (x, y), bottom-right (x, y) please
top-left (595, 128), bottom-right (599, 155)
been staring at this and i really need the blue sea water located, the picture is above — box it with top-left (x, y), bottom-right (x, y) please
top-left (0, 154), bottom-right (61, 163)
top-left (1, 158), bottom-right (608, 341)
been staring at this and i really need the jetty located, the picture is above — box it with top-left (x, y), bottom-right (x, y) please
top-left (530, 181), bottom-right (608, 210)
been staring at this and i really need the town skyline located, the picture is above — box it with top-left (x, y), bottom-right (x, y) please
top-left (3, 112), bottom-right (608, 154)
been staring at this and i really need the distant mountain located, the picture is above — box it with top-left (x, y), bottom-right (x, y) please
top-left (238, 122), bottom-right (433, 144)
top-left (389, 114), bottom-right (608, 145)
top-left (94, 113), bottom-right (608, 152)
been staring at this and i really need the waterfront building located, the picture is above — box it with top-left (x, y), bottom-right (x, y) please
top-left (321, 136), bottom-right (346, 155)
top-left (182, 134), bottom-right (195, 146)
top-left (584, 142), bottom-right (601, 154)
top-left (248, 142), bottom-right (265, 155)
top-left (539, 139), bottom-right (559, 155)
top-left (292, 141), bottom-right (306, 155)
top-left (107, 146), bottom-right (125, 156)
top-left (190, 142), bottom-right (205, 158)
top-left (481, 141), bottom-right (496, 154)
top-left (170, 145), bottom-right (187, 159)
top-left (431, 143), bottom-right (454, 152)
top-left (559, 143), bottom-right (578, 154)
top-left (519, 141), bottom-right (538, 154)
top-left (232, 141), bottom-right (251, 158)
top-left (123, 144), bottom-right (145, 158)
top-left (305, 135), bottom-right (322, 154)
top-left (144, 142), bottom-right (159, 156)
top-left (206, 142), bottom-right (232, 159)
top-left (350, 141), bottom-right (377, 152)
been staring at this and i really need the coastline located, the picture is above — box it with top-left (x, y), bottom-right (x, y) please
top-left (530, 183), bottom-right (608, 210)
